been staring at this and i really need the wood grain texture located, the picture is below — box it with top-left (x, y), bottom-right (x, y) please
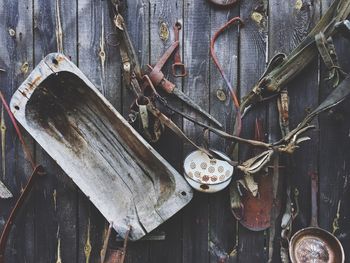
top-left (319, 0), bottom-right (350, 257)
top-left (77, 0), bottom-right (122, 261)
top-left (238, 0), bottom-right (268, 261)
top-left (32, 0), bottom-right (79, 262)
top-left (208, 5), bottom-right (239, 263)
top-left (281, 0), bottom-right (320, 234)
top-left (182, 1), bottom-right (211, 262)
top-left (122, 0), bottom-right (150, 115)
top-left (148, 1), bottom-right (184, 262)
top-left (1, 0), bottom-right (350, 262)
top-left (0, 0), bottom-right (34, 262)
top-left (122, 1), bottom-right (151, 262)
top-left (267, 1), bottom-right (301, 262)
top-left (269, 1), bottom-right (321, 262)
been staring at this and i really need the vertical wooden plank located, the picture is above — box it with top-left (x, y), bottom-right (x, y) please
top-left (148, 1), bottom-right (183, 262)
top-left (182, 1), bottom-right (210, 263)
top-left (33, 0), bottom-right (78, 262)
top-left (238, 0), bottom-right (268, 261)
top-left (122, 1), bottom-right (151, 262)
top-left (269, 0), bottom-right (320, 261)
top-left (122, 0), bottom-right (150, 116)
top-left (319, 0), bottom-right (350, 256)
top-left (208, 4), bottom-right (239, 263)
top-left (77, 0), bottom-right (122, 262)
top-left (267, 2), bottom-right (295, 262)
top-left (0, 0), bottom-right (34, 262)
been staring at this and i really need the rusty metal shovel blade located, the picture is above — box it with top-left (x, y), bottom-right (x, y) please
top-left (10, 53), bottom-right (193, 240)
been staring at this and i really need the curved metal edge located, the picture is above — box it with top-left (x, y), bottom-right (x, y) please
top-left (289, 226), bottom-right (345, 263)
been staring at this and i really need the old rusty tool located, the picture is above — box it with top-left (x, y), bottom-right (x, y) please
top-left (172, 22), bottom-right (186, 77)
top-left (289, 173), bottom-right (345, 263)
top-left (146, 43), bottom-right (223, 128)
top-left (147, 40), bottom-right (179, 93)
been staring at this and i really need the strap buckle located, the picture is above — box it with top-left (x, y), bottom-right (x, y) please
top-left (172, 63), bottom-right (187, 77)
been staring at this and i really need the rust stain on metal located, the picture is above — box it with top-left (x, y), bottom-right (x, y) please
top-left (20, 90), bottom-right (28, 99)
top-left (159, 22), bottom-right (169, 42)
top-left (27, 76), bottom-right (41, 90)
top-left (84, 218), bottom-right (92, 263)
top-left (20, 62), bottom-right (29, 74)
top-left (1, 106), bottom-right (6, 180)
top-left (55, 0), bottom-right (64, 53)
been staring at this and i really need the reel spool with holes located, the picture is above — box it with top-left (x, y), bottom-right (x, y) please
top-left (183, 150), bottom-right (234, 193)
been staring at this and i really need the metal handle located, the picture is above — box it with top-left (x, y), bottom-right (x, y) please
top-left (172, 22), bottom-right (187, 77)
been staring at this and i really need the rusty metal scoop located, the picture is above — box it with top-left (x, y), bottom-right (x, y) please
top-left (10, 53), bottom-right (193, 240)
top-left (289, 173), bottom-right (344, 263)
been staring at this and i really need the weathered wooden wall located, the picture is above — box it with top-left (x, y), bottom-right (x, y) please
top-left (0, 0), bottom-right (349, 262)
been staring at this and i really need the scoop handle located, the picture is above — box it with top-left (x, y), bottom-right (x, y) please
top-left (310, 172), bottom-right (319, 227)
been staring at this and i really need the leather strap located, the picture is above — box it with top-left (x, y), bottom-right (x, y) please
top-left (268, 154), bottom-right (280, 263)
top-left (277, 90), bottom-right (290, 136)
top-left (315, 32), bottom-right (346, 87)
top-left (277, 90), bottom-right (292, 263)
top-left (316, 32), bottom-right (335, 70)
top-left (240, 0), bottom-right (350, 114)
top-left (277, 75), bottom-right (350, 147)
top-left (210, 16), bottom-right (243, 136)
top-left (110, 3), bottom-right (142, 84)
